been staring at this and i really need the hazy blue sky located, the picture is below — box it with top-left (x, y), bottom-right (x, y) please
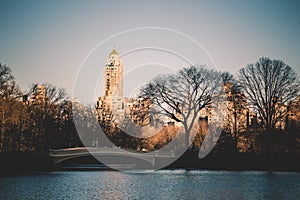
top-left (0, 0), bottom-right (299, 103)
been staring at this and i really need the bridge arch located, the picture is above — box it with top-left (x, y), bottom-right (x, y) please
top-left (49, 147), bottom-right (155, 170)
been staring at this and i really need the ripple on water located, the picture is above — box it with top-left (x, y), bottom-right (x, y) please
top-left (0, 170), bottom-right (299, 200)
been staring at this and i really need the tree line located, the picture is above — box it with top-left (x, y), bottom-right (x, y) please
top-left (1, 57), bottom-right (300, 158)
top-left (0, 63), bottom-right (86, 153)
top-left (139, 57), bottom-right (300, 156)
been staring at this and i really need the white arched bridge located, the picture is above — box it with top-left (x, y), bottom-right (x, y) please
top-left (49, 147), bottom-right (177, 170)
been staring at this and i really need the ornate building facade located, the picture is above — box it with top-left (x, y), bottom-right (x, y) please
top-left (96, 49), bottom-right (124, 123)
top-left (96, 48), bottom-right (151, 126)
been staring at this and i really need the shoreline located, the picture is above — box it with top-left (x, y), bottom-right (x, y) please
top-left (1, 150), bottom-right (300, 176)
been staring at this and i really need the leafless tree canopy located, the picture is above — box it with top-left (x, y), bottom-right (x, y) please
top-left (221, 71), bottom-right (234, 84)
top-left (140, 65), bottom-right (223, 146)
top-left (0, 64), bottom-right (21, 99)
top-left (238, 57), bottom-right (300, 130)
top-left (29, 83), bottom-right (68, 105)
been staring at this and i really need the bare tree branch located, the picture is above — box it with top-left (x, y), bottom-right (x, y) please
top-left (238, 57), bottom-right (300, 131)
top-left (140, 65), bottom-right (223, 147)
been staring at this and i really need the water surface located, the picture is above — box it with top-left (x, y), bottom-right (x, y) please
top-left (0, 170), bottom-right (299, 199)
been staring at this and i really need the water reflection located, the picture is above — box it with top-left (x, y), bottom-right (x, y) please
top-left (0, 170), bottom-right (299, 200)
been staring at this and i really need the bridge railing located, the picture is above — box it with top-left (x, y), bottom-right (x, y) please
top-left (49, 147), bottom-right (176, 158)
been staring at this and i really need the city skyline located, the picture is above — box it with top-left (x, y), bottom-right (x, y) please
top-left (0, 1), bottom-right (300, 103)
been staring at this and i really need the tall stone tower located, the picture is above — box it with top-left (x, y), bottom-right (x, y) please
top-left (97, 48), bottom-right (124, 123)
top-left (104, 48), bottom-right (123, 97)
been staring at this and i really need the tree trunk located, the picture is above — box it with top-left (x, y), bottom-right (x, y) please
top-left (234, 112), bottom-right (238, 151)
top-left (183, 124), bottom-right (190, 148)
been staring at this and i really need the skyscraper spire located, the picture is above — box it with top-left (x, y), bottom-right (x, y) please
top-left (110, 46), bottom-right (118, 55)
top-left (105, 47), bottom-right (123, 96)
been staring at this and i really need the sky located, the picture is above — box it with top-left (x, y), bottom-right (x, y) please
top-left (0, 0), bottom-right (299, 104)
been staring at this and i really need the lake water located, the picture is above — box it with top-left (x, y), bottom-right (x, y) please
top-left (1, 170), bottom-right (300, 199)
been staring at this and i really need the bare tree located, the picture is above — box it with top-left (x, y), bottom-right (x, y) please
top-left (0, 63), bottom-right (22, 152)
top-left (221, 71), bottom-right (234, 84)
top-left (24, 83), bottom-right (69, 149)
top-left (221, 72), bottom-right (248, 150)
top-left (140, 65), bottom-right (223, 147)
top-left (0, 68), bottom-right (21, 100)
top-left (238, 57), bottom-right (300, 131)
top-left (29, 83), bottom-right (67, 105)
